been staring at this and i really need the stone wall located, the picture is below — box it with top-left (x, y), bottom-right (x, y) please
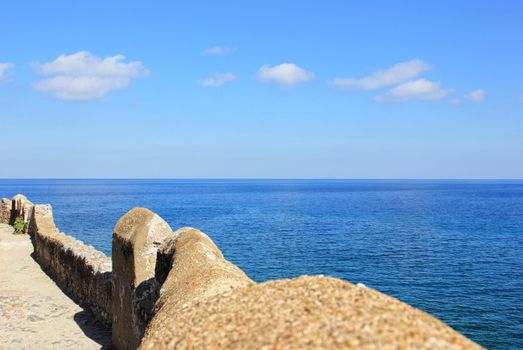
top-left (111, 208), bottom-right (172, 350)
top-left (2, 194), bottom-right (36, 234)
top-left (140, 229), bottom-right (483, 350)
top-left (31, 204), bottom-right (113, 325)
top-left (0, 198), bottom-right (11, 224)
top-left (2, 194), bottom-right (483, 349)
top-left (2, 195), bottom-right (112, 325)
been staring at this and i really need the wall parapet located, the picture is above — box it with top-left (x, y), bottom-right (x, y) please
top-left (32, 205), bottom-right (113, 325)
top-left (111, 207), bottom-right (172, 349)
top-left (2, 194), bottom-right (483, 349)
top-left (1, 195), bottom-right (112, 325)
top-left (1, 197), bottom-right (12, 224)
top-left (140, 228), bottom-right (483, 350)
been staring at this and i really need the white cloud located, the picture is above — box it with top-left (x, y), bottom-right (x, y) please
top-left (330, 59), bottom-right (430, 90)
top-left (374, 79), bottom-right (454, 102)
top-left (34, 51), bottom-right (149, 101)
top-left (257, 63), bottom-right (314, 87)
top-left (464, 88), bottom-right (486, 102)
top-left (201, 72), bottom-right (237, 87)
top-left (0, 63), bottom-right (14, 79)
top-left (203, 46), bottom-right (235, 55)
top-left (450, 89), bottom-right (486, 106)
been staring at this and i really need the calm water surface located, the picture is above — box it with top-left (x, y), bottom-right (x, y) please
top-left (1, 179), bottom-right (522, 349)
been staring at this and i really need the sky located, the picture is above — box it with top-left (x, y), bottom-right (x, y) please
top-left (1, 1), bottom-right (522, 179)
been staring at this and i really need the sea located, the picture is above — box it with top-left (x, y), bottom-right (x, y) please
top-left (0, 179), bottom-right (521, 349)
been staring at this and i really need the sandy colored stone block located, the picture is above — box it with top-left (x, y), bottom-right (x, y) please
top-left (32, 204), bottom-right (58, 236)
top-left (9, 194), bottom-right (34, 233)
top-left (0, 198), bottom-right (11, 224)
top-left (112, 208), bottom-right (173, 350)
top-left (11, 194), bottom-right (29, 210)
top-left (141, 275), bottom-right (482, 350)
top-left (141, 227), bottom-right (254, 349)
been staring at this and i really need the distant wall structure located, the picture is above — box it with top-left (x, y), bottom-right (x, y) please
top-left (0, 197), bottom-right (10, 224)
top-left (1, 194), bottom-right (484, 350)
top-left (12, 194), bottom-right (34, 233)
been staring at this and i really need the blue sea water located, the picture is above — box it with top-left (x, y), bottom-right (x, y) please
top-left (0, 179), bottom-right (522, 349)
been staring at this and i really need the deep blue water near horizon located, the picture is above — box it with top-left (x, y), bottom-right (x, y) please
top-left (1, 179), bottom-right (522, 349)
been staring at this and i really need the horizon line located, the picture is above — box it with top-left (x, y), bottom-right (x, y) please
top-left (0, 177), bottom-right (522, 181)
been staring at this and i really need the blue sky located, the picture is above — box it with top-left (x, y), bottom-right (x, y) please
top-left (1, 1), bottom-right (522, 178)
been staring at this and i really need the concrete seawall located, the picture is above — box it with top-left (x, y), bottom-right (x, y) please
top-left (0, 194), bottom-right (484, 349)
top-left (32, 204), bottom-right (113, 325)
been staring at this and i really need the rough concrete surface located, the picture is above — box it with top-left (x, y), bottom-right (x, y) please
top-left (141, 275), bottom-right (483, 350)
top-left (150, 227), bottom-right (254, 317)
top-left (112, 208), bottom-right (173, 350)
top-left (142, 227), bottom-right (254, 349)
top-left (0, 224), bottom-right (111, 350)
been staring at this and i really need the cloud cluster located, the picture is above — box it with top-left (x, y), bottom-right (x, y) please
top-left (203, 46), bottom-right (235, 55)
top-left (34, 51), bottom-right (149, 101)
top-left (330, 59), bottom-right (430, 90)
top-left (0, 63), bottom-right (14, 80)
top-left (464, 89), bottom-right (486, 102)
top-left (257, 63), bottom-right (314, 87)
top-left (5, 48), bottom-right (491, 105)
top-left (375, 79), bottom-right (454, 102)
top-left (331, 59), bottom-right (484, 103)
top-left (450, 89), bottom-right (486, 105)
top-left (201, 72), bottom-right (237, 87)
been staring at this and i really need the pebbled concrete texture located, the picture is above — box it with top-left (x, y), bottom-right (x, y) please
top-left (0, 224), bottom-right (111, 350)
top-left (112, 208), bottom-right (173, 350)
top-left (141, 275), bottom-right (483, 350)
top-left (140, 226), bottom-right (483, 350)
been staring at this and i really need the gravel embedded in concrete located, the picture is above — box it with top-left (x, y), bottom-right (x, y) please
top-left (141, 275), bottom-right (482, 349)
